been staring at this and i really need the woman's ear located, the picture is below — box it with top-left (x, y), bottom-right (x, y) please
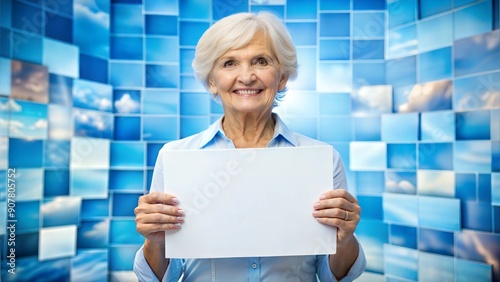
top-left (278, 74), bottom-right (289, 91)
top-left (208, 78), bottom-right (217, 96)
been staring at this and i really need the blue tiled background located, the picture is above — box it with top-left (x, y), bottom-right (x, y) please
top-left (0, 0), bottom-right (499, 281)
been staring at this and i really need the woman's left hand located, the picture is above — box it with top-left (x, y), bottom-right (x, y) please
top-left (312, 189), bottom-right (361, 247)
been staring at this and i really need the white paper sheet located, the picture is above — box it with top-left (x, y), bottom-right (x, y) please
top-left (163, 146), bottom-right (336, 258)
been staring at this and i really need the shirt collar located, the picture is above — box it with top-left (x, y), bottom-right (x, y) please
top-left (198, 113), bottom-right (298, 148)
top-left (271, 113), bottom-right (298, 146)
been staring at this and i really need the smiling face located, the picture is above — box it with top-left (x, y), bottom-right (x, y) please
top-left (208, 31), bottom-right (288, 117)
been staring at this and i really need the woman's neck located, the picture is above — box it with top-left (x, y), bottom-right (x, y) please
top-left (222, 112), bottom-right (275, 148)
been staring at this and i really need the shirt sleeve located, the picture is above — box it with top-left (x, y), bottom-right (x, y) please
top-left (133, 246), bottom-right (160, 282)
top-left (133, 147), bottom-right (184, 281)
top-left (133, 246), bottom-right (184, 282)
top-left (317, 148), bottom-right (366, 281)
top-left (316, 241), bottom-right (367, 282)
top-left (332, 149), bottom-right (348, 190)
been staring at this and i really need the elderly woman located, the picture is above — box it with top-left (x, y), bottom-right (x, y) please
top-left (134, 12), bottom-right (366, 281)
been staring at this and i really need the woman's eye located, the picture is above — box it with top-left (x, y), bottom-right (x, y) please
top-left (223, 60), bottom-right (235, 67)
top-left (255, 58), bottom-right (268, 66)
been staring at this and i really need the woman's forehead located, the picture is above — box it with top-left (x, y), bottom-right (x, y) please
top-left (221, 31), bottom-right (274, 57)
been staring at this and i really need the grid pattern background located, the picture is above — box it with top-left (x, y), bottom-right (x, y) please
top-left (0, 0), bottom-right (499, 281)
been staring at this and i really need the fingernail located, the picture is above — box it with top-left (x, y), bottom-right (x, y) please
top-left (174, 223), bottom-right (182, 228)
top-left (314, 202), bottom-right (320, 208)
top-left (177, 209), bottom-right (184, 215)
top-left (320, 194), bottom-right (326, 200)
top-left (172, 197), bottom-right (180, 204)
top-left (312, 211), bottom-right (318, 216)
top-left (177, 217), bottom-right (184, 222)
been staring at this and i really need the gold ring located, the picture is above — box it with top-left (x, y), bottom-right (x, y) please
top-left (344, 210), bottom-right (349, 221)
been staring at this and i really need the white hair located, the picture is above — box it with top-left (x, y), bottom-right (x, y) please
top-left (192, 12), bottom-right (297, 103)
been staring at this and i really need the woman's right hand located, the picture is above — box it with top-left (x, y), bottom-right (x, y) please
top-left (134, 192), bottom-right (185, 245)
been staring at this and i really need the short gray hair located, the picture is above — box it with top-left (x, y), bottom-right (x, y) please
top-left (192, 12), bottom-right (297, 102)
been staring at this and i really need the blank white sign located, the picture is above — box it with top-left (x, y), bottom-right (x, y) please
top-left (163, 146), bottom-right (336, 258)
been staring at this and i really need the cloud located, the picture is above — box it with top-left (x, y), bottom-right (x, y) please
top-left (389, 30), bottom-right (402, 41)
top-left (399, 80), bottom-right (452, 112)
top-left (458, 231), bottom-right (500, 275)
top-left (0, 118), bottom-right (8, 127)
top-left (114, 93), bottom-right (140, 113)
top-left (93, 118), bottom-right (105, 130)
top-left (11, 60), bottom-right (49, 102)
top-left (74, 109), bottom-right (111, 131)
top-left (71, 251), bottom-right (107, 281)
top-left (74, 0), bottom-right (110, 58)
top-left (75, 110), bottom-right (89, 123)
top-left (84, 220), bottom-right (109, 239)
top-left (399, 180), bottom-right (415, 191)
top-left (73, 81), bottom-right (112, 112)
top-left (24, 71), bottom-right (48, 93)
top-left (482, 90), bottom-right (500, 108)
top-left (470, 30), bottom-right (500, 51)
top-left (456, 150), bottom-right (490, 165)
top-left (74, 87), bottom-right (90, 104)
top-left (9, 116), bottom-right (48, 139)
top-left (45, 141), bottom-right (70, 166)
top-left (31, 119), bottom-right (48, 129)
top-left (11, 257), bottom-right (70, 281)
top-left (352, 85), bottom-right (392, 115)
top-left (41, 196), bottom-right (81, 215)
top-left (388, 38), bottom-right (418, 55)
top-left (98, 98), bottom-right (112, 111)
top-left (74, 1), bottom-right (109, 29)
top-left (0, 99), bottom-right (22, 112)
top-left (385, 245), bottom-right (418, 271)
top-left (9, 119), bottom-right (25, 134)
top-left (386, 179), bottom-right (416, 194)
top-left (74, 108), bottom-right (113, 139)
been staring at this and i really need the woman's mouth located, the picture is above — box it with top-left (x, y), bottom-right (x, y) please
top-left (234, 89), bottom-right (262, 95)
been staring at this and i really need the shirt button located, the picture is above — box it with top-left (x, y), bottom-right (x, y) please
top-left (251, 263), bottom-right (258, 269)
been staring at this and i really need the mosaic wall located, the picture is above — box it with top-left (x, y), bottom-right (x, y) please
top-left (0, 0), bottom-right (499, 281)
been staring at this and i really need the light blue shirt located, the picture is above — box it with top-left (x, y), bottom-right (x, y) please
top-left (134, 113), bottom-right (366, 282)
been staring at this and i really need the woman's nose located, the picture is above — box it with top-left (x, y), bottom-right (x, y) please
top-left (237, 65), bottom-right (256, 84)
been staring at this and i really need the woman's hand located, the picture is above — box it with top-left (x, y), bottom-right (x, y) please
top-left (134, 192), bottom-right (185, 245)
top-left (312, 189), bottom-right (360, 247)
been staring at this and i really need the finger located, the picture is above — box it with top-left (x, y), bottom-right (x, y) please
top-left (139, 192), bottom-right (180, 205)
top-left (319, 189), bottom-right (358, 203)
top-left (312, 207), bottom-right (345, 219)
top-left (313, 197), bottom-right (351, 211)
top-left (135, 202), bottom-right (184, 217)
top-left (314, 211), bottom-right (360, 227)
top-left (137, 222), bottom-right (183, 235)
top-left (315, 217), bottom-right (344, 227)
top-left (135, 212), bottom-right (185, 236)
top-left (136, 212), bottom-right (184, 225)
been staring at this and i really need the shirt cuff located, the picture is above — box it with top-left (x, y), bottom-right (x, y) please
top-left (337, 241), bottom-right (367, 282)
top-left (133, 245), bottom-right (184, 282)
top-left (133, 245), bottom-right (160, 282)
